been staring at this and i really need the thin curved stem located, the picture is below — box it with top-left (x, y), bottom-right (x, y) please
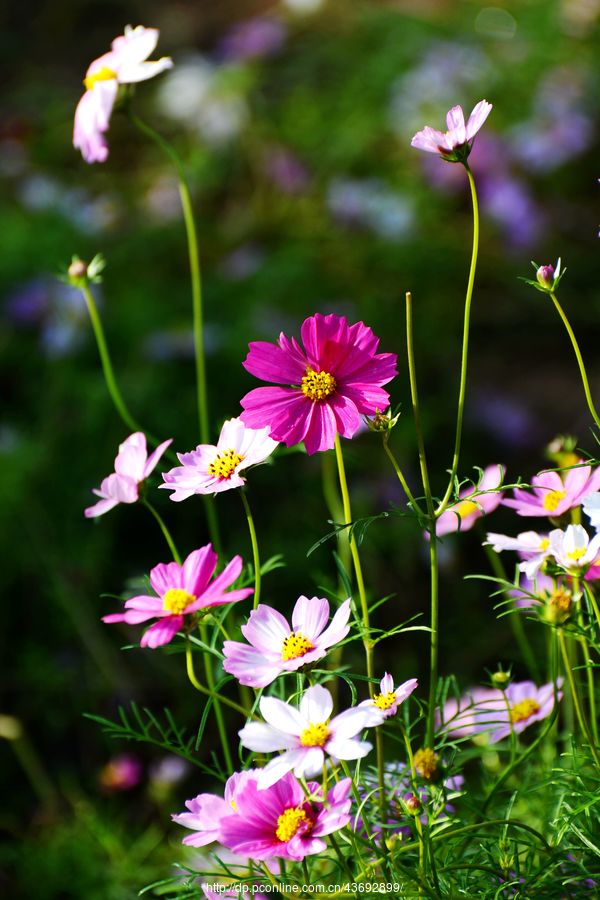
top-left (143, 499), bottom-right (181, 564)
top-left (240, 490), bottom-right (261, 610)
top-left (80, 283), bottom-right (145, 436)
top-left (405, 292), bottom-right (437, 748)
top-left (558, 628), bottom-right (600, 767)
top-left (184, 642), bottom-right (250, 717)
top-left (435, 163), bottom-right (480, 517)
top-left (382, 436), bottom-right (424, 516)
top-left (549, 291), bottom-right (600, 431)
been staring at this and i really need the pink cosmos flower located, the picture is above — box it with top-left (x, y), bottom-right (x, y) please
top-left (172, 770), bottom-right (259, 846)
top-left (102, 544), bottom-right (253, 648)
top-left (85, 432), bottom-right (172, 518)
top-left (222, 595), bottom-right (351, 688)
top-left (502, 464), bottom-right (600, 518)
top-left (219, 772), bottom-right (352, 861)
top-left (160, 417), bottom-right (278, 499)
top-left (239, 684), bottom-right (374, 788)
top-left (436, 465), bottom-right (505, 537)
top-left (436, 688), bottom-right (507, 740)
top-left (239, 313), bottom-right (397, 454)
top-left (74, 25), bottom-right (173, 163)
top-left (485, 530), bottom-right (551, 580)
top-left (488, 680), bottom-right (563, 744)
top-left (358, 673), bottom-right (418, 720)
top-left (411, 100), bottom-right (492, 161)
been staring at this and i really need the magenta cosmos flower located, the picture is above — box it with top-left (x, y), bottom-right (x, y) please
top-left (488, 680), bottom-right (563, 744)
top-left (103, 544), bottom-right (253, 648)
top-left (74, 25), bottom-right (173, 163)
top-left (172, 770), bottom-right (259, 846)
top-left (223, 595), bottom-right (351, 688)
top-left (239, 684), bottom-right (375, 788)
top-left (436, 465), bottom-right (505, 537)
top-left (219, 772), bottom-right (352, 861)
top-left (358, 673), bottom-right (418, 721)
top-left (239, 313), bottom-right (397, 454)
top-left (160, 417), bottom-right (278, 499)
top-left (411, 100), bottom-right (492, 161)
top-left (502, 464), bottom-right (600, 517)
top-left (85, 432), bottom-right (172, 518)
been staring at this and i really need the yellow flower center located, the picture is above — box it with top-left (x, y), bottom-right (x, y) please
top-left (510, 698), bottom-right (540, 723)
top-left (542, 489), bottom-right (565, 512)
top-left (372, 691), bottom-right (397, 710)
top-left (567, 547), bottom-right (586, 562)
top-left (207, 448), bottom-right (244, 479)
top-left (413, 748), bottom-right (439, 781)
top-left (300, 721), bottom-right (330, 747)
top-left (281, 632), bottom-right (315, 661)
top-left (454, 499), bottom-right (479, 518)
top-left (162, 588), bottom-right (195, 615)
top-left (275, 807), bottom-right (311, 842)
top-left (540, 537), bottom-right (550, 550)
top-left (301, 367), bottom-right (337, 402)
top-left (84, 66), bottom-right (117, 91)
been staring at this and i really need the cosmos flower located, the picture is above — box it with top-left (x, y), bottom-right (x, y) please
top-left (436, 465), bottom-right (505, 537)
top-left (411, 100), bottom-right (492, 161)
top-left (487, 680), bottom-right (563, 743)
top-left (85, 432), bottom-right (172, 518)
top-left (358, 673), bottom-right (418, 720)
top-left (240, 313), bottom-right (397, 454)
top-left (219, 772), bottom-right (352, 861)
top-left (223, 595), bottom-right (351, 688)
top-left (502, 464), bottom-right (600, 518)
top-left (74, 25), bottom-right (173, 163)
top-left (583, 492), bottom-right (600, 528)
top-left (102, 544), bottom-right (253, 648)
top-left (485, 530), bottom-right (551, 579)
top-left (172, 770), bottom-right (259, 846)
top-left (436, 687), bottom-right (507, 740)
top-left (239, 685), bottom-right (374, 788)
top-left (160, 418), bottom-right (278, 499)
top-left (549, 524), bottom-right (600, 576)
top-left (99, 753), bottom-right (142, 791)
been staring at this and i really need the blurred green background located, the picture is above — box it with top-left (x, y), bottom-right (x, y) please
top-left (1, 0), bottom-right (599, 895)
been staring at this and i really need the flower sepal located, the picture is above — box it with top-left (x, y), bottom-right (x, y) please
top-left (520, 258), bottom-right (566, 295)
top-left (366, 406), bottom-right (401, 434)
top-left (63, 253), bottom-right (106, 288)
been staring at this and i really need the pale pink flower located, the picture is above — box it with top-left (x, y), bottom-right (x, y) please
top-left (223, 595), bottom-right (351, 688)
top-left (436, 465), bottom-right (505, 537)
top-left (485, 530), bottom-right (551, 580)
top-left (502, 464), bottom-right (600, 518)
top-left (85, 432), bottom-right (172, 518)
top-left (239, 685), bottom-right (374, 788)
top-left (102, 544), bottom-right (253, 648)
top-left (583, 492), bottom-right (600, 527)
top-left (488, 680), bottom-right (563, 743)
top-left (435, 688), bottom-right (507, 740)
top-left (411, 100), bottom-right (492, 160)
top-left (74, 25), bottom-right (173, 163)
top-left (160, 417), bottom-right (278, 499)
top-left (549, 524), bottom-right (600, 576)
top-left (172, 770), bottom-right (259, 846)
top-left (358, 673), bottom-right (418, 720)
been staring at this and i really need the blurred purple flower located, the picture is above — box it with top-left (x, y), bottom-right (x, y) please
top-left (3, 278), bottom-right (92, 358)
top-left (327, 177), bottom-right (414, 239)
top-left (219, 244), bottom-right (265, 281)
top-left (262, 147), bottom-right (311, 194)
top-left (469, 390), bottom-right (542, 450)
top-left (509, 113), bottom-right (593, 173)
top-left (99, 753), bottom-right (142, 791)
top-left (480, 175), bottom-right (543, 248)
top-left (218, 18), bottom-right (287, 62)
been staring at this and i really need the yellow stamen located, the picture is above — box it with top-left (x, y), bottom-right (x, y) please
top-left (372, 691), bottom-right (397, 711)
top-left (454, 499), bottom-right (479, 518)
top-left (281, 632), bottom-right (315, 661)
top-left (208, 448), bottom-right (244, 479)
top-left (163, 588), bottom-right (195, 615)
top-left (510, 698), bottom-right (540, 723)
top-left (542, 489), bottom-right (565, 512)
top-left (301, 367), bottom-right (337, 402)
top-left (275, 807), bottom-right (311, 842)
top-left (413, 748), bottom-right (439, 781)
top-left (540, 537), bottom-right (550, 550)
top-left (300, 722), bottom-right (330, 747)
top-left (567, 547), bottom-right (586, 561)
top-left (84, 66), bottom-right (117, 91)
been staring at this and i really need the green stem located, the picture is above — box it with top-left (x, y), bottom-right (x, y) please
top-left (240, 491), bottom-right (261, 610)
top-left (549, 291), bottom-right (600, 431)
top-left (382, 436), bottom-right (424, 516)
top-left (184, 642), bottom-right (250, 717)
top-left (584, 582), bottom-right (600, 631)
top-left (199, 624), bottom-right (233, 773)
top-left (435, 163), bottom-right (480, 517)
top-left (130, 114), bottom-right (210, 443)
top-left (558, 628), bottom-right (600, 767)
top-left (80, 283), bottom-right (145, 436)
top-left (405, 292), bottom-right (437, 748)
top-left (143, 499), bottom-right (181, 564)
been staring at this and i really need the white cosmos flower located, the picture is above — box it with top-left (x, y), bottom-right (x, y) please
top-left (485, 531), bottom-right (551, 579)
top-left (549, 524), bottom-right (600, 575)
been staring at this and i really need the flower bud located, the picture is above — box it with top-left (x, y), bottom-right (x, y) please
top-left (68, 258), bottom-right (88, 280)
top-left (536, 264), bottom-right (555, 288)
top-left (403, 792), bottom-right (422, 815)
top-left (490, 668), bottom-right (511, 690)
top-left (366, 407), bottom-right (401, 433)
top-left (542, 586), bottom-right (573, 625)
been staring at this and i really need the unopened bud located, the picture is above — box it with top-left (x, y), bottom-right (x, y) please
top-left (385, 833), bottom-right (401, 850)
top-left (490, 668), bottom-right (511, 690)
top-left (366, 407), bottom-right (401, 433)
top-left (536, 264), bottom-right (555, 288)
top-left (543, 586), bottom-right (573, 625)
top-left (68, 258), bottom-right (88, 280)
top-left (403, 792), bottom-right (422, 815)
